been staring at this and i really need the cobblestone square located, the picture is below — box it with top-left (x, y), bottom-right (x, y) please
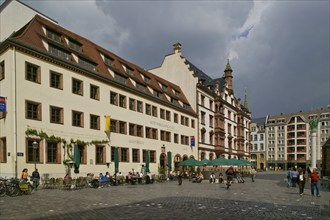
top-left (0, 172), bottom-right (329, 220)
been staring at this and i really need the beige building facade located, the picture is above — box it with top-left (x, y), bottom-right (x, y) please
top-left (0, 1), bottom-right (198, 178)
top-left (265, 108), bottom-right (330, 170)
top-left (150, 44), bottom-right (251, 161)
top-left (250, 117), bottom-right (266, 170)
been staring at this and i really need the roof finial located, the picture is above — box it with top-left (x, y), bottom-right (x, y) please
top-left (173, 42), bottom-right (182, 54)
top-left (225, 59), bottom-right (232, 72)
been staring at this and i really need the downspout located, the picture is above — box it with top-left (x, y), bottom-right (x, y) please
top-left (196, 86), bottom-right (199, 160)
top-left (13, 46), bottom-right (18, 178)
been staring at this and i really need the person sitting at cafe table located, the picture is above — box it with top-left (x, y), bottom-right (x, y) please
top-left (193, 173), bottom-right (204, 183)
top-left (105, 172), bottom-right (111, 186)
top-left (127, 171), bottom-right (136, 184)
top-left (146, 172), bottom-right (153, 184)
top-left (135, 172), bottom-right (143, 184)
top-left (98, 173), bottom-right (108, 188)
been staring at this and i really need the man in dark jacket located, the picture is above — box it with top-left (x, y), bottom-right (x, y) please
top-left (31, 169), bottom-right (40, 190)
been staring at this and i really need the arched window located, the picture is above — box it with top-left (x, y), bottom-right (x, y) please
top-left (201, 152), bottom-right (206, 160)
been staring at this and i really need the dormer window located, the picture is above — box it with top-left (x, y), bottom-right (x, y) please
top-left (161, 84), bottom-right (167, 91)
top-left (320, 113), bottom-right (329, 119)
top-left (47, 29), bottom-right (61, 42)
top-left (171, 98), bottom-right (179, 105)
top-left (125, 66), bottom-right (134, 75)
top-left (141, 74), bottom-right (150, 83)
top-left (49, 44), bottom-right (70, 60)
top-left (79, 57), bottom-right (96, 71)
top-left (136, 83), bottom-right (146, 92)
top-left (104, 56), bottom-right (114, 66)
top-left (183, 103), bottom-right (189, 109)
top-left (69, 39), bottom-right (82, 52)
top-left (153, 90), bottom-right (162, 98)
top-left (308, 115), bottom-right (318, 120)
top-left (114, 72), bottom-right (127, 84)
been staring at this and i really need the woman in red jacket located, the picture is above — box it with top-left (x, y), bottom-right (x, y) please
top-left (309, 168), bottom-right (320, 197)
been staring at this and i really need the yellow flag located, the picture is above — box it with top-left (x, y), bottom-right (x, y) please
top-left (105, 116), bottom-right (111, 132)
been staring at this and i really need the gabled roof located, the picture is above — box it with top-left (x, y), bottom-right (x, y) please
top-left (184, 57), bottom-right (250, 115)
top-left (252, 117), bottom-right (267, 125)
top-left (3, 14), bottom-right (195, 115)
top-left (267, 107), bottom-right (330, 124)
top-left (184, 58), bottom-right (226, 95)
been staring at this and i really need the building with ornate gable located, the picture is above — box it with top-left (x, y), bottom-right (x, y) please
top-left (0, 0), bottom-right (252, 179)
top-left (150, 43), bottom-right (251, 161)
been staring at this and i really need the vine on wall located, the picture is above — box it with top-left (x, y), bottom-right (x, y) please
top-left (25, 128), bottom-right (109, 165)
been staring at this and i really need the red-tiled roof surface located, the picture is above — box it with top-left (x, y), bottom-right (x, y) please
top-left (7, 14), bottom-right (194, 115)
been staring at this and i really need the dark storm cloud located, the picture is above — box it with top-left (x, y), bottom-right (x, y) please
top-left (18, 0), bottom-right (330, 118)
top-left (94, 0), bottom-right (253, 73)
top-left (230, 1), bottom-right (329, 117)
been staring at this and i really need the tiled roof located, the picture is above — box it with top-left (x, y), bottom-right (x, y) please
top-left (251, 117), bottom-right (266, 125)
top-left (4, 14), bottom-right (195, 115)
top-left (184, 58), bottom-right (226, 94)
top-left (184, 56), bottom-right (250, 114)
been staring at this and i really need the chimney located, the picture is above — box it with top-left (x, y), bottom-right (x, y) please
top-left (173, 42), bottom-right (182, 54)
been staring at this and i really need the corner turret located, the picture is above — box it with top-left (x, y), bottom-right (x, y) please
top-left (224, 59), bottom-right (233, 94)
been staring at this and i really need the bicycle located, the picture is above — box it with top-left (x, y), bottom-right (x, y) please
top-left (0, 177), bottom-right (7, 197)
top-left (0, 178), bottom-right (20, 197)
top-left (11, 178), bottom-right (34, 196)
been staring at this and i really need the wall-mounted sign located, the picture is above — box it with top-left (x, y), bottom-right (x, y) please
top-left (17, 152), bottom-right (24, 157)
top-left (190, 136), bottom-right (195, 147)
top-left (0, 96), bottom-right (6, 112)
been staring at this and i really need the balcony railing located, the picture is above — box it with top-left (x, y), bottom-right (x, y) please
top-left (287, 141), bottom-right (295, 146)
top-left (296, 141), bottom-right (306, 145)
top-left (296, 125), bottom-right (306, 130)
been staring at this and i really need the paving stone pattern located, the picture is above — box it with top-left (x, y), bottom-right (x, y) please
top-left (0, 172), bottom-right (329, 220)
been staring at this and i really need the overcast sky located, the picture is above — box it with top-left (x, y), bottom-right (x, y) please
top-left (12, 0), bottom-right (330, 118)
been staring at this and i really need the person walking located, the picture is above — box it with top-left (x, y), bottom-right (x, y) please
top-left (287, 168), bottom-right (292, 187)
top-left (210, 172), bottom-right (216, 184)
top-left (291, 168), bottom-right (298, 187)
top-left (218, 173), bottom-right (224, 184)
top-left (309, 168), bottom-right (320, 197)
top-left (178, 169), bottom-right (183, 185)
top-left (225, 166), bottom-right (234, 189)
top-left (297, 169), bottom-right (306, 196)
top-left (31, 169), bottom-right (40, 191)
top-left (250, 167), bottom-right (257, 182)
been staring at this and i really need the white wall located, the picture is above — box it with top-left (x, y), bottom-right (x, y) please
top-left (0, 0), bottom-right (56, 42)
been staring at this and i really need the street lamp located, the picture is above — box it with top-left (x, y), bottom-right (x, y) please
top-left (32, 141), bottom-right (38, 170)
